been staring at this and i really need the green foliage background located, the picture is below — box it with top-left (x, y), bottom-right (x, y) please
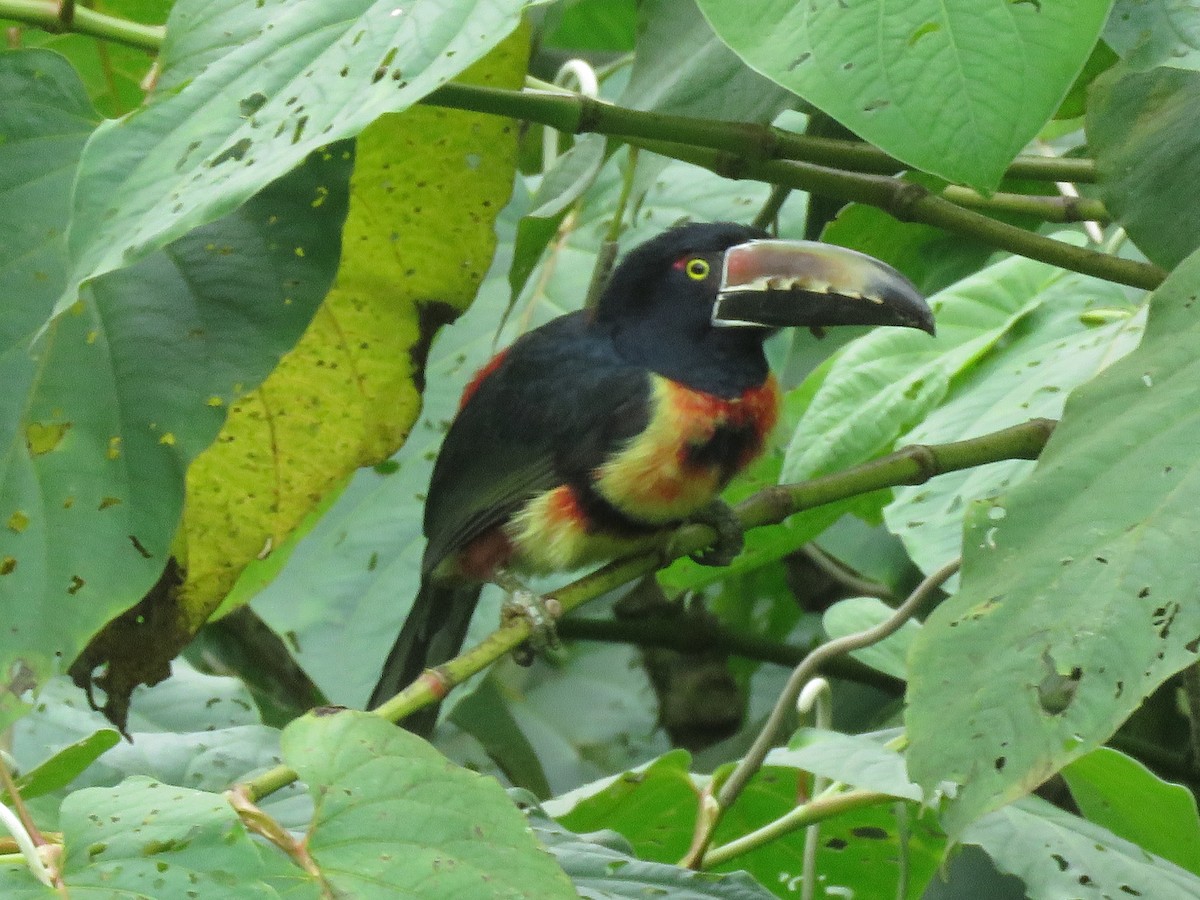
top-left (2, 0), bottom-right (1200, 897)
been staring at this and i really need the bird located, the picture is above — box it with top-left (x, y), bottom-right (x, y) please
top-left (368, 221), bottom-right (934, 732)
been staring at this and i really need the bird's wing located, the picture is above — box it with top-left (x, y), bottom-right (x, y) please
top-left (421, 312), bottom-right (649, 575)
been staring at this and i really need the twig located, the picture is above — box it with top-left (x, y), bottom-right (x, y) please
top-left (798, 678), bottom-right (832, 900)
top-left (751, 185), bottom-right (792, 233)
top-left (798, 543), bottom-right (895, 601)
top-left (682, 558), bottom-right (961, 865)
top-left (0, 760), bottom-right (57, 890)
top-left (557, 617), bottom-right (902, 691)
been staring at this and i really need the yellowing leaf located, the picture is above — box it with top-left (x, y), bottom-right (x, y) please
top-left (178, 33), bottom-right (527, 626)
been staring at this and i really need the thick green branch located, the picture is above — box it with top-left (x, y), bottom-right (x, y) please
top-left (426, 84), bottom-right (1097, 184)
top-left (235, 417), bottom-right (1056, 804)
top-left (1, 0), bottom-right (163, 51)
top-left (631, 141), bottom-right (1163, 291)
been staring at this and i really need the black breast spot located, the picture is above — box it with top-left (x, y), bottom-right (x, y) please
top-left (684, 423), bottom-right (757, 483)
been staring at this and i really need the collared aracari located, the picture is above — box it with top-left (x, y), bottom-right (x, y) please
top-left (369, 221), bottom-right (934, 729)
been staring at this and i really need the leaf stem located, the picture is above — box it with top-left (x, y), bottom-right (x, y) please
top-left (700, 789), bottom-right (897, 868)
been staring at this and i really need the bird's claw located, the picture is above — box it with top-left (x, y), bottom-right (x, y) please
top-left (502, 589), bottom-right (562, 667)
top-left (687, 500), bottom-right (745, 567)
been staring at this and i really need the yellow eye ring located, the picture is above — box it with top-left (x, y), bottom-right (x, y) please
top-left (685, 258), bottom-right (710, 280)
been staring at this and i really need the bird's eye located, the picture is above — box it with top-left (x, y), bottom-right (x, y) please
top-left (685, 258), bottom-right (710, 280)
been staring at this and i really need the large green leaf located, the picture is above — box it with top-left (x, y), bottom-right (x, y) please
top-left (61, 0), bottom-right (532, 310)
top-left (885, 282), bottom-right (1143, 580)
top-left (1106, 0), bottom-right (1200, 72)
top-left (1089, 63), bottom-right (1200, 269)
top-left (694, 0), bottom-right (1110, 189)
top-left (906, 246), bottom-right (1200, 836)
top-left (965, 796), bottom-right (1200, 899)
top-left (281, 710), bottom-right (577, 898)
top-left (0, 50), bottom-right (348, 730)
top-left (620, 0), bottom-right (794, 121)
top-left (57, 777), bottom-right (288, 897)
top-left (1061, 746), bottom-right (1200, 876)
top-left (782, 249), bottom-right (1076, 485)
top-left (528, 802), bottom-right (777, 899)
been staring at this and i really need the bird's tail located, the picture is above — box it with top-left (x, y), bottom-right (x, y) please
top-left (367, 577), bottom-right (483, 736)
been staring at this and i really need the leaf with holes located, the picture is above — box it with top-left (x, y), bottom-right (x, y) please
top-left (60, 0), bottom-right (533, 312)
top-left (885, 279), bottom-right (1143, 581)
top-left (966, 795), bottom-right (1200, 899)
top-left (906, 246), bottom-right (1200, 838)
top-left (0, 50), bottom-right (348, 732)
top-left (782, 247), bottom-right (1078, 485)
top-left (178, 33), bottom-right (526, 629)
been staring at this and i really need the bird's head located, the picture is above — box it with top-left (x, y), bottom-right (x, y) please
top-left (593, 221), bottom-right (934, 394)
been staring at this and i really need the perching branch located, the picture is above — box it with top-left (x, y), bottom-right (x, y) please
top-left (234, 417), bottom-right (1055, 805)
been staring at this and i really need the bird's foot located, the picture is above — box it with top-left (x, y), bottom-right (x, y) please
top-left (495, 570), bottom-right (562, 666)
top-left (686, 499), bottom-right (745, 567)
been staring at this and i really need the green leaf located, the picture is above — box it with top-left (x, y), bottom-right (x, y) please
top-left (782, 248), bottom-right (1075, 484)
top-left (694, 0), bottom-right (1110, 190)
top-left (509, 135), bottom-right (609, 304)
top-left (1090, 63), bottom-right (1200, 269)
top-left (965, 795), bottom-right (1200, 899)
top-left (58, 776), bottom-right (284, 897)
top-left (885, 281), bottom-right (1143, 580)
top-left (619, 0), bottom-right (794, 121)
top-left (541, 0), bottom-right (637, 52)
top-left (62, 0), bottom-right (531, 308)
top-left (529, 803), bottom-right (778, 899)
top-left (771, 728), bottom-right (922, 801)
top-left (12, 664), bottom-right (288, 815)
top-left (822, 598), bottom-right (922, 680)
top-left (281, 710), bottom-right (577, 898)
top-left (711, 767), bottom-right (944, 899)
top-left (1106, 0), bottom-right (1200, 72)
top-left (906, 246), bottom-right (1200, 837)
top-left (1061, 746), bottom-right (1200, 875)
top-left (555, 750), bottom-right (699, 864)
top-left (10, 729), bottom-right (120, 801)
top-left (0, 49), bottom-right (350, 730)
